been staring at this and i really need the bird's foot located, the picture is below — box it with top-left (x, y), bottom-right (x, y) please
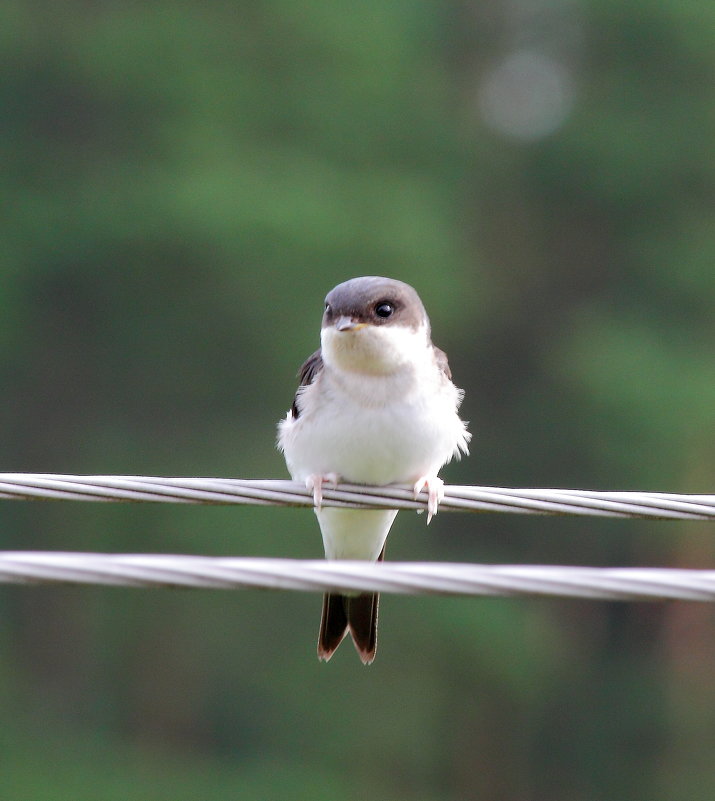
top-left (305, 473), bottom-right (340, 509)
top-left (413, 475), bottom-right (444, 524)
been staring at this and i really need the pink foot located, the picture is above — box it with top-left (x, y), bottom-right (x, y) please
top-left (305, 473), bottom-right (340, 509)
top-left (413, 475), bottom-right (444, 524)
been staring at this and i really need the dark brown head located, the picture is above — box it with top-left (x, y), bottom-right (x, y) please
top-left (320, 277), bottom-right (431, 374)
top-left (322, 276), bottom-right (428, 334)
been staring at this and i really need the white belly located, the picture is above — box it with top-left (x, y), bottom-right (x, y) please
top-left (316, 508), bottom-right (398, 560)
top-left (279, 367), bottom-right (467, 485)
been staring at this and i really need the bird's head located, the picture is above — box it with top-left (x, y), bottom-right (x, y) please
top-left (320, 276), bottom-right (431, 375)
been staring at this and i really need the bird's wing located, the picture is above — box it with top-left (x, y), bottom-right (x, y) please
top-left (433, 345), bottom-right (452, 380)
top-left (290, 348), bottom-right (324, 419)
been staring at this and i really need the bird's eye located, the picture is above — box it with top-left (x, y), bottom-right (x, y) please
top-left (375, 302), bottom-right (394, 318)
top-left (324, 303), bottom-right (331, 314)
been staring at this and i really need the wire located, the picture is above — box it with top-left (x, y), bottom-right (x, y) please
top-left (0, 474), bottom-right (712, 601)
top-left (0, 473), bottom-right (713, 520)
top-left (0, 552), bottom-right (714, 600)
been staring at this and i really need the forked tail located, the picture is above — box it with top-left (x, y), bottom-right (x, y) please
top-left (317, 545), bottom-right (385, 664)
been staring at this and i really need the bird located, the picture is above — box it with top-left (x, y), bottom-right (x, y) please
top-left (277, 276), bottom-right (470, 664)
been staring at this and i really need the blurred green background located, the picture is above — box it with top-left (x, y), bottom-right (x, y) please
top-left (1, 1), bottom-right (714, 799)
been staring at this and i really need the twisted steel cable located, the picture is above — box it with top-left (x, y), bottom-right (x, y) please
top-left (0, 474), bottom-right (713, 600)
top-left (0, 473), bottom-right (712, 520)
top-left (0, 553), bottom-right (714, 600)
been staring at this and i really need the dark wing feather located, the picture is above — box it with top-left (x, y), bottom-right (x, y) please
top-left (433, 346), bottom-right (452, 380)
top-left (290, 349), bottom-right (324, 419)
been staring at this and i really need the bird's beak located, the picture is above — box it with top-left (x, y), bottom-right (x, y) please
top-left (335, 316), bottom-right (366, 332)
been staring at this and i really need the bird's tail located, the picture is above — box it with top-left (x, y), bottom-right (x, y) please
top-left (317, 546), bottom-right (385, 665)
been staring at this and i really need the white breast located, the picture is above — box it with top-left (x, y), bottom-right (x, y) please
top-left (278, 346), bottom-right (469, 486)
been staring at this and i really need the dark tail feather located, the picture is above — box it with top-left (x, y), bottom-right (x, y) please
top-left (347, 592), bottom-right (379, 664)
top-left (317, 545), bottom-right (385, 665)
top-left (317, 593), bottom-right (349, 661)
top-left (317, 592), bottom-right (379, 664)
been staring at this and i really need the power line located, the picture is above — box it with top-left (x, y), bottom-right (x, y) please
top-left (0, 473), bottom-right (712, 520)
top-left (1, 473), bottom-right (712, 602)
top-left (0, 552), bottom-right (713, 600)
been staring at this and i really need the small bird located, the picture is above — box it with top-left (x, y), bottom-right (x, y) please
top-left (278, 276), bottom-right (470, 663)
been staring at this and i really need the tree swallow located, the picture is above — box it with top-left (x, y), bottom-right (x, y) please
top-left (278, 276), bottom-right (470, 664)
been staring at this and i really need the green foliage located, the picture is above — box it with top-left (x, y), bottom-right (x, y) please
top-left (1, 0), bottom-right (715, 798)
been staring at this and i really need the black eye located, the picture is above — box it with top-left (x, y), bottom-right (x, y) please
top-left (375, 302), bottom-right (394, 318)
top-left (324, 303), bottom-right (331, 314)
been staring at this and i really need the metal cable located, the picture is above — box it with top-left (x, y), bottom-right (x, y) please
top-left (0, 552), bottom-right (713, 600)
top-left (0, 473), bottom-right (712, 520)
